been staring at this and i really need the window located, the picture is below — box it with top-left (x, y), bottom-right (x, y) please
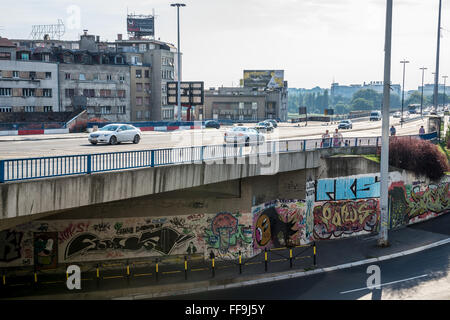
top-left (119, 74), bottom-right (125, 81)
top-left (144, 97), bottom-right (150, 105)
top-left (145, 83), bottom-right (150, 92)
top-left (45, 72), bottom-right (52, 79)
top-left (145, 70), bottom-right (150, 78)
top-left (136, 83), bottom-right (143, 92)
top-left (0, 88), bottom-right (12, 96)
top-left (13, 71), bottom-right (19, 78)
top-left (21, 53), bottom-right (29, 60)
top-left (135, 69), bottom-right (142, 78)
top-left (252, 102), bottom-right (258, 109)
top-left (93, 73), bottom-right (99, 81)
top-left (83, 89), bottom-right (95, 97)
top-left (65, 73), bottom-right (71, 80)
top-left (79, 73), bottom-right (86, 81)
top-left (117, 90), bottom-right (126, 98)
top-left (23, 88), bottom-right (35, 97)
top-left (65, 88), bottom-right (75, 97)
top-left (0, 107), bottom-right (12, 112)
top-left (101, 106), bottom-right (111, 114)
top-left (136, 97), bottom-right (143, 106)
top-left (136, 111), bottom-right (142, 119)
top-left (145, 111), bottom-right (150, 119)
top-left (29, 71), bottom-right (36, 79)
top-left (118, 106), bottom-right (126, 114)
top-left (24, 106), bottom-right (35, 112)
top-left (43, 106), bottom-right (53, 112)
top-left (0, 52), bottom-right (11, 60)
top-left (43, 89), bottom-right (52, 97)
top-left (139, 44), bottom-right (147, 52)
top-left (100, 89), bottom-right (111, 97)
top-left (106, 74), bottom-right (112, 81)
top-left (42, 54), bottom-right (50, 62)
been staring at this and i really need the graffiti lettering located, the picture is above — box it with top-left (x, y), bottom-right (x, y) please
top-left (93, 222), bottom-right (110, 233)
top-left (187, 213), bottom-right (204, 221)
top-left (316, 175), bottom-right (380, 201)
top-left (313, 199), bottom-right (379, 239)
top-left (0, 230), bottom-right (23, 262)
top-left (58, 223), bottom-right (90, 244)
top-left (64, 227), bottom-right (195, 259)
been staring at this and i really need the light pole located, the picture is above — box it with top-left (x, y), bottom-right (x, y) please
top-left (419, 67), bottom-right (427, 118)
top-left (171, 3), bottom-right (186, 122)
top-left (400, 59), bottom-right (409, 127)
top-left (442, 75), bottom-right (447, 108)
top-left (433, 0), bottom-right (442, 113)
top-left (378, 0), bottom-right (392, 248)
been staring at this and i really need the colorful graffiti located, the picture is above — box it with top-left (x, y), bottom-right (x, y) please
top-left (0, 230), bottom-right (23, 262)
top-left (313, 199), bottom-right (380, 239)
top-left (316, 175), bottom-right (380, 201)
top-left (34, 232), bottom-right (58, 270)
top-left (204, 212), bottom-right (252, 255)
top-left (389, 180), bottom-right (450, 227)
top-left (252, 200), bottom-right (311, 250)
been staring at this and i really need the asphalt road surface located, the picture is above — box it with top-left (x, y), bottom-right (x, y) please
top-left (0, 117), bottom-right (426, 160)
top-left (161, 242), bottom-right (450, 300)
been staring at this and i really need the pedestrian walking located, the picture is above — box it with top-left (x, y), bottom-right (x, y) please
top-left (321, 130), bottom-right (331, 148)
top-left (390, 125), bottom-right (396, 136)
top-left (333, 129), bottom-right (343, 147)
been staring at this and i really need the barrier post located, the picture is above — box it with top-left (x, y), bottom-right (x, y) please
top-left (2, 270), bottom-right (5, 288)
top-left (126, 260), bottom-right (130, 285)
top-left (313, 242), bottom-right (317, 266)
top-left (200, 146), bottom-right (204, 162)
top-left (289, 248), bottom-right (293, 268)
top-left (96, 264), bottom-right (100, 288)
top-left (33, 265), bottom-right (38, 289)
top-left (303, 140), bottom-right (306, 151)
top-left (184, 256), bottom-right (188, 280)
top-left (151, 150), bottom-right (155, 167)
top-left (264, 248), bottom-right (268, 272)
top-left (155, 259), bottom-right (159, 282)
top-left (239, 251), bottom-right (242, 274)
top-left (86, 155), bottom-right (92, 174)
top-left (210, 251), bottom-right (215, 278)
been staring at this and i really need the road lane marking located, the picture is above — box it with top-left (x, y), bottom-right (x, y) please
top-left (340, 274), bottom-right (428, 294)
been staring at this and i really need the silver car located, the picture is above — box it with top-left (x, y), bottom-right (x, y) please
top-left (224, 127), bottom-right (265, 146)
top-left (88, 124), bottom-right (142, 145)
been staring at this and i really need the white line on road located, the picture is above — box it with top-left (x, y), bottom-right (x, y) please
top-left (340, 274), bottom-right (429, 294)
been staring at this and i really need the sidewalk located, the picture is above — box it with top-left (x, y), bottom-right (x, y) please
top-left (3, 213), bottom-right (450, 300)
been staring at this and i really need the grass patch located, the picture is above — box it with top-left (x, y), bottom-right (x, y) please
top-left (362, 154), bottom-right (380, 163)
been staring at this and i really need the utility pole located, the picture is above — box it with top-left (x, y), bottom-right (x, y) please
top-left (442, 75), bottom-right (447, 108)
top-left (400, 59), bottom-right (409, 127)
top-left (433, 0), bottom-right (442, 112)
top-left (378, 0), bottom-right (392, 248)
top-left (420, 67), bottom-right (427, 119)
top-left (171, 3), bottom-right (186, 122)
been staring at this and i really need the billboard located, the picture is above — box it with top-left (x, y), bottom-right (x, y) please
top-left (127, 16), bottom-right (154, 36)
top-left (167, 81), bottom-right (204, 105)
top-left (243, 70), bottom-right (284, 88)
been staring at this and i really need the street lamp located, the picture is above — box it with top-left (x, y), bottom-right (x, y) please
top-left (400, 59), bottom-right (409, 126)
top-left (442, 75), bottom-right (447, 108)
top-left (433, 0), bottom-right (442, 114)
top-left (419, 67), bottom-right (427, 119)
top-left (171, 3), bottom-right (186, 122)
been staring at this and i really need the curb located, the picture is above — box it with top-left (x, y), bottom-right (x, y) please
top-left (121, 237), bottom-right (450, 300)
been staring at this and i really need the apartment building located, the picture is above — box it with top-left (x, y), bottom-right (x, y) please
top-left (0, 37), bottom-right (59, 113)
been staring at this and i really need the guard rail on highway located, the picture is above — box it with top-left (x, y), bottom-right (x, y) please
top-left (0, 133), bottom-right (437, 183)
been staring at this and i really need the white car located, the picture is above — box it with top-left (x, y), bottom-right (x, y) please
top-left (224, 127), bottom-right (265, 146)
top-left (393, 111), bottom-right (401, 118)
top-left (88, 124), bottom-right (142, 145)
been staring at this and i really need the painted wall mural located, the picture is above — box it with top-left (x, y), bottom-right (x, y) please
top-left (252, 200), bottom-right (313, 251)
top-left (316, 174), bottom-right (380, 201)
top-left (313, 199), bottom-right (380, 239)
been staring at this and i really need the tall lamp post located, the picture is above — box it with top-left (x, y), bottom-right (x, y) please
top-left (400, 59), bottom-right (409, 127)
top-left (433, 0), bottom-right (442, 114)
top-left (419, 67), bottom-right (427, 119)
top-left (171, 3), bottom-right (186, 122)
top-left (442, 75), bottom-right (448, 108)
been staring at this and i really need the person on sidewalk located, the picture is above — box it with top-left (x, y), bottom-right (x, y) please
top-left (419, 126), bottom-right (425, 135)
top-left (390, 125), bottom-right (396, 136)
top-left (321, 130), bottom-right (331, 148)
top-left (333, 129), bottom-right (343, 147)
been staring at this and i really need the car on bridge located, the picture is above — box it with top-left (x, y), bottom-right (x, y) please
top-left (255, 121), bottom-right (274, 133)
top-left (338, 119), bottom-right (353, 129)
top-left (204, 120), bottom-right (220, 129)
top-left (224, 127), bottom-right (265, 146)
top-left (264, 119), bottom-right (278, 128)
top-left (88, 124), bottom-right (142, 145)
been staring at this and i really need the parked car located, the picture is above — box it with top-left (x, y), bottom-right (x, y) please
top-left (204, 120), bottom-right (220, 129)
top-left (370, 111), bottom-right (382, 121)
top-left (255, 121), bottom-right (274, 132)
top-left (88, 124), bottom-right (142, 145)
top-left (264, 119), bottom-right (278, 128)
top-left (338, 119), bottom-right (353, 129)
top-left (393, 111), bottom-right (401, 118)
top-left (224, 127), bottom-right (265, 146)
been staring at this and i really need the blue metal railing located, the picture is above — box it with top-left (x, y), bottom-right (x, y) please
top-left (0, 133), bottom-right (437, 183)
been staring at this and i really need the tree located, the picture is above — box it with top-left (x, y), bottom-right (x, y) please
top-left (351, 98), bottom-right (373, 111)
top-left (352, 89), bottom-right (382, 109)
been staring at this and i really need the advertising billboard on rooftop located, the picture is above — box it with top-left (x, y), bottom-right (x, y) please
top-left (243, 70), bottom-right (284, 88)
top-left (127, 17), bottom-right (154, 36)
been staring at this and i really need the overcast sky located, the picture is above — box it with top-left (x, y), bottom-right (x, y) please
top-left (1, 0), bottom-right (449, 91)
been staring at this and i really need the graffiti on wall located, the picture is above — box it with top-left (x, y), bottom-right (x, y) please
top-left (252, 200), bottom-right (311, 250)
top-left (0, 230), bottom-right (23, 262)
top-left (316, 175), bottom-right (380, 201)
top-left (313, 199), bottom-right (380, 239)
top-left (389, 181), bottom-right (450, 228)
top-left (203, 212), bottom-right (252, 258)
top-left (34, 232), bottom-right (58, 270)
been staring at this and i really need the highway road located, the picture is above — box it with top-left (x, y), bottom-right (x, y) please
top-left (161, 242), bottom-right (450, 300)
top-left (0, 117), bottom-right (427, 160)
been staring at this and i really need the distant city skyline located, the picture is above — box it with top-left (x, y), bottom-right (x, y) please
top-left (1, 0), bottom-right (449, 91)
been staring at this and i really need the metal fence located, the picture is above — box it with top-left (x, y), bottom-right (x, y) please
top-left (0, 133), bottom-right (437, 183)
